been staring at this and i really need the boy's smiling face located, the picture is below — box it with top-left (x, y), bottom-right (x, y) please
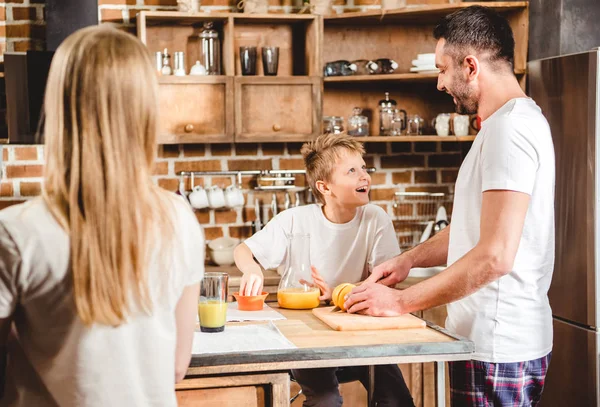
top-left (319, 150), bottom-right (371, 207)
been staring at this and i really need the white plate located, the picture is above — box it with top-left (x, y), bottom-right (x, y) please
top-left (409, 66), bottom-right (439, 73)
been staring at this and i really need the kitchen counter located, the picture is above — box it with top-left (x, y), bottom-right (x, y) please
top-left (181, 304), bottom-right (472, 407)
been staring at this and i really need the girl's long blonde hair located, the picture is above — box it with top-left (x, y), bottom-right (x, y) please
top-left (42, 25), bottom-right (174, 326)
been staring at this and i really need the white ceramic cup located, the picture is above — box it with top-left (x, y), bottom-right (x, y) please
top-left (224, 185), bottom-right (238, 208)
top-left (433, 113), bottom-right (451, 136)
top-left (208, 186), bottom-right (226, 209)
top-left (453, 114), bottom-right (470, 136)
top-left (234, 187), bottom-right (245, 207)
top-left (189, 185), bottom-right (209, 209)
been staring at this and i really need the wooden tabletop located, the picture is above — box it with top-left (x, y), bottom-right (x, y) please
top-left (187, 305), bottom-right (473, 376)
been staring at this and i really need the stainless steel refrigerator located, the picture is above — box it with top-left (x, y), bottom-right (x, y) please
top-left (529, 48), bottom-right (600, 407)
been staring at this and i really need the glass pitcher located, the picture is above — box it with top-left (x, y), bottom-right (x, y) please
top-left (199, 22), bottom-right (221, 75)
top-left (277, 233), bottom-right (320, 310)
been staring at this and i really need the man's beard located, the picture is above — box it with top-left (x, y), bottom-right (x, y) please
top-left (450, 74), bottom-right (478, 115)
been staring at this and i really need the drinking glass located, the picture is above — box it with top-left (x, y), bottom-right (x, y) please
top-left (262, 46), bottom-right (280, 76)
top-left (239, 46), bottom-right (257, 76)
top-left (198, 272), bottom-right (229, 333)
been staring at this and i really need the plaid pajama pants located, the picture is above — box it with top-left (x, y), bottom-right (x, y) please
top-left (449, 352), bottom-right (552, 407)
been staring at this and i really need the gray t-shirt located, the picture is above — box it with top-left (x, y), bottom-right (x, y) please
top-left (0, 196), bottom-right (204, 407)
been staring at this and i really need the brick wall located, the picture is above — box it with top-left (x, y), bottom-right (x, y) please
top-left (0, 141), bottom-right (469, 240)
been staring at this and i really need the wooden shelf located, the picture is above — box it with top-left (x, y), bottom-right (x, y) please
top-left (352, 135), bottom-right (476, 142)
top-left (324, 69), bottom-right (526, 84)
top-left (158, 75), bottom-right (229, 84)
top-left (324, 2), bottom-right (528, 25)
top-left (138, 11), bottom-right (231, 24)
top-left (232, 13), bottom-right (318, 24)
top-left (325, 73), bottom-right (439, 83)
top-left (235, 75), bottom-right (320, 84)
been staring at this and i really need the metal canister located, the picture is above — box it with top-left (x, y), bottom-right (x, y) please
top-left (174, 51), bottom-right (186, 76)
top-left (154, 51), bottom-right (163, 75)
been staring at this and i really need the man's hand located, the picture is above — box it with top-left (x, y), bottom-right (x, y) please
top-left (240, 265), bottom-right (264, 296)
top-left (364, 254), bottom-right (412, 286)
top-left (311, 266), bottom-right (332, 301)
top-left (344, 283), bottom-right (405, 316)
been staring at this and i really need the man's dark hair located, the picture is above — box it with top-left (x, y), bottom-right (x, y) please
top-left (433, 6), bottom-right (515, 70)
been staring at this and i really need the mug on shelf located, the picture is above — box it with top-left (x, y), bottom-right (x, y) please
top-left (452, 114), bottom-right (470, 136)
top-left (432, 113), bottom-right (451, 136)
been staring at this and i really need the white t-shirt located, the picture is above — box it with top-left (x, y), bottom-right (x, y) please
top-left (0, 196), bottom-right (205, 407)
top-left (446, 98), bottom-right (555, 363)
top-left (245, 204), bottom-right (400, 287)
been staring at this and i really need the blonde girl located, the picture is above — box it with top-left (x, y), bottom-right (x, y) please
top-left (0, 25), bottom-right (203, 406)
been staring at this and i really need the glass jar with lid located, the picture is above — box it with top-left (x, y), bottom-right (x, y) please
top-left (379, 92), bottom-right (405, 136)
top-left (347, 107), bottom-right (369, 137)
top-left (322, 116), bottom-right (344, 134)
top-left (199, 22), bottom-right (221, 75)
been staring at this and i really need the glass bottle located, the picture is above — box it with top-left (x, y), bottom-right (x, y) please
top-left (199, 22), bottom-right (221, 75)
top-left (277, 234), bottom-right (320, 310)
top-left (378, 92), bottom-right (397, 136)
top-left (347, 107), bottom-right (369, 137)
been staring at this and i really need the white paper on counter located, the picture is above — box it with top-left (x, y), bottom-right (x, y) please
top-left (192, 321), bottom-right (296, 355)
top-left (226, 302), bottom-right (286, 322)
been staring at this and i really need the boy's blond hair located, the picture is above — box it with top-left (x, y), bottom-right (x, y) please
top-left (301, 133), bottom-right (366, 204)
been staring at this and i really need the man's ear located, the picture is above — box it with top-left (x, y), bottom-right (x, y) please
top-left (463, 55), bottom-right (480, 81)
top-left (315, 180), bottom-right (329, 198)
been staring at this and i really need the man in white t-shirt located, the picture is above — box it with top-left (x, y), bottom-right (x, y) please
top-left (234, 133), bottom-right (415, 406)
top-left (344, 6), bottom-right (555, 407)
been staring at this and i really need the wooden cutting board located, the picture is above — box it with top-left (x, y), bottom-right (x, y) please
top-left (312, 306), bottom-right (427, 331)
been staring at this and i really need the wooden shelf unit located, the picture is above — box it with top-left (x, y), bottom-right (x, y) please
top-left (137, 3), bottom-right (528, 143)
top-left (137, 11), bottom-right (322, 144)
top-left (354, 135), bottom-right (476, 142)
top-left (321, 1), bottom-right (528, 139)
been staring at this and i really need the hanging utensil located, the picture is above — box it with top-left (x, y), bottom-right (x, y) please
top-left (271, 193), bottom-right (278, 217)
top-left (433, 205), bottom-right (449, 234)
top-left (295, 191), bottom-right (302, 207)
top-left (253, 198), bottom-right (262, 233)
top-left (284, 192), bottom-right (291, 210)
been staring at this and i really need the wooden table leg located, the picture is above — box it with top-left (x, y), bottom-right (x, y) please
top-left (367, 365), bottom-right (375, 407)
top-left (434, 361), bottom-right (445, 407)
top-left (270, 372), bottom-right (290, 407)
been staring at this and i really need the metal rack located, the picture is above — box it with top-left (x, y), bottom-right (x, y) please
top-left (393, 191), bottom-right (452, 250)
top-left (177, 168), bottom-right (376, 191)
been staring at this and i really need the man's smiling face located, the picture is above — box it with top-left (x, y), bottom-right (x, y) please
top-left (435, 38), bottom-right (479, 115)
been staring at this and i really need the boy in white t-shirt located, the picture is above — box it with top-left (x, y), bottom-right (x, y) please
top-left (233, 133), bottom-right (415, 407)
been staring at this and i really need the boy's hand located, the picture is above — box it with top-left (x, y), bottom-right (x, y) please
top-left (311, 266), bottom-right (332, 301)
top-left (240, 265), bottom-right (264, 296)
top-left (364, 254), bottom-right (412, 287)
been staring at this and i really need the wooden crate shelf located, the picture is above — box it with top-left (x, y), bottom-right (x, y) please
top-left (353, 135), bottom-right (476, 142)
top-left (324, 2), bottom-right (529, 25)
top-left (324, 69), bottom-right (526, 84)
top-left (138, 3), bottom-right (527, 144)
top-left (158, 75), bottom-right (229, 84)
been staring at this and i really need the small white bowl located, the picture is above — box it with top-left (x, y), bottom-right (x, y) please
top-left (207, 237), bottom-right (239, 266)
top-left (208, 237), bottom-right (239, 251)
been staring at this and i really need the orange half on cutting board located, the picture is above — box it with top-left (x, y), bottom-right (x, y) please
top-left (331, 283), bottom-right (356, 312)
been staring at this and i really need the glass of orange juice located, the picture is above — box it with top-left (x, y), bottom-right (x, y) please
top-left (198, 272), bottom-right (228, 333)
